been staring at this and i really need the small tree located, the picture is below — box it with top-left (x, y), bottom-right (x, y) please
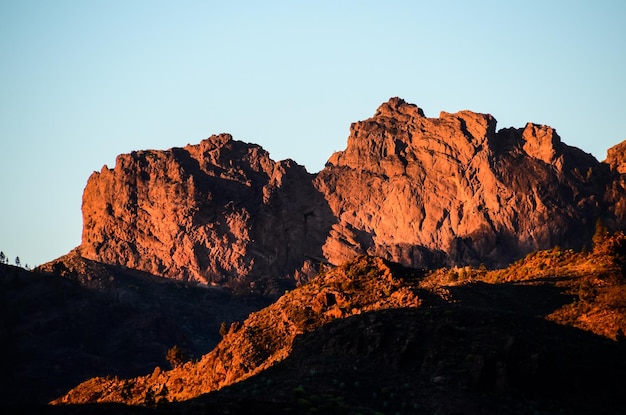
top-left (593, 217), bottom-right (609, 248)
top-left (219, 321), bottom-right (228, 337)
top-left (14, 256), bottom-right (20, 267)
top-left (0, 251), bottom-right (5, 264)
top-left (143, 387), bottom-right (155, 407)
top-left (166, 345), bottom-right (185, 369)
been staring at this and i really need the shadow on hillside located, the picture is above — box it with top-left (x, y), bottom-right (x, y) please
top-left (0, 263), bottom-right (271, 407)
top-left (445, 280), bottom-right (577, 317)
top-left (178, 283), bottom-right (625, 415)
top-left (6, 276), bottom-right (625, 414)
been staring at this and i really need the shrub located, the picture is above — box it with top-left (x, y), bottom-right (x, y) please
top-left (166, 345), bottom-right (186, 369)
top-left (219, 321), bottom-right (228, 337)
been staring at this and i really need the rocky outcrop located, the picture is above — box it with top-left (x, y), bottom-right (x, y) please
top-left (73, 98), bottom-right (626, 287)
top-left (606, 140), bottom-right (626, 174)
top-left (603, 140), bottom-right (626, 229)
top-left (316, 98), bottom-right (604, 268)
top-left (80, 134), bottom-right (334, 287)
top-left (52, 238), bottom-right (626, 413)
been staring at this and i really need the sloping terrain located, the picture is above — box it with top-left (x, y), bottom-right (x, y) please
top-left (48, 233), bottom-right (626, 414)
top-left (0, 252), bottom-right (270, 406)
top-left (53, 256), bottom-right (423, 406)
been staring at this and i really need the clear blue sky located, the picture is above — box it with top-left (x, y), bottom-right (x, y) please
top-left (1, 1), bottom-right (624, 267)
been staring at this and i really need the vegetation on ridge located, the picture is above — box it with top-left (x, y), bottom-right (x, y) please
top-left (53, 256), bottom-right (424, 406)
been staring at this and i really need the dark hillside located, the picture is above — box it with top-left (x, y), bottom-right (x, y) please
top-left (47, 234), bottom-right (626, 414)
top-left (0, 258), bottom-right (269, 406)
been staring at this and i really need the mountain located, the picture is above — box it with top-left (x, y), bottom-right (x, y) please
top-left (79, 133), bottom-right (332, 290)
top-left (74, 98), bottom-right (626, 290)
top-left (0, 254), bottom-right (270, 406)
top-left (317, 98), bottom-right (613, 267)
top-left (51, 233), bottom-right (626, 414)
top-left (6, 97), bottom-right (626, 413)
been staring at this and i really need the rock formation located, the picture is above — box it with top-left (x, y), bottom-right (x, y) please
top-left (316, 98), bottom-right (606, 268)
top-left (606, 140), bottom-right (626, 174)
top-left (80, 134), bottom-right (334, 288)
top-left (19, 97), bottom-right (626, 412)
top-left (73, 98), bottom-right (626, 288)
top-left (603, 140), bottom-right (626, 226)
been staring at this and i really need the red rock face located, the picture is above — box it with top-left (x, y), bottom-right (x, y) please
top-left (603, 141), bottom-right (626, 226)
top-left (316, 98), bottom-right (603, 268)
top-left (77, 98), bottom-right (625, 287)
top-left (606, 140), bottom-right (626, 174)
top-left (81, 134), bottom-right (334, 287)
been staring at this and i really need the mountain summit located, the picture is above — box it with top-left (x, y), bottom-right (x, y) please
top-left (316, 97), bottom-right (608, 268)
top-left (73, 98), bottom-right (626, 289)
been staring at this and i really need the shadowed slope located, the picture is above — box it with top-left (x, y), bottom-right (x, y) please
top-left (52, 257), bottom-right (424, 405)
top-left (0, 254), bottom-right (270, 406)
top-left (51, 235), bottom-right (626, 414)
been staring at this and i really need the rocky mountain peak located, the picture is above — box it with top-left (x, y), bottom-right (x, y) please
top-left (318, 99), bottom-right (610, 269)
top-left (327, 101), bottom-right (497, 177)
top-left (67, 98), bottom-right (626, 290)
top-left (605, 140), bottom-right (626, 174)
top-left (374, 96), bottom-right (425, 119)
top-left (521, 123), bottom-right (561, 165)
top-left (80, 133), bottom-right (329, 288)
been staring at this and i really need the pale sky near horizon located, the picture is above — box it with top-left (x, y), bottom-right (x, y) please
top-left (1, 0), bottom-right (625, 267)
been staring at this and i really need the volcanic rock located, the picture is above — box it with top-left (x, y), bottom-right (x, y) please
top-left (316, 97), bottom-right (604, 268)
top-left (606, 140), bottom-right (626, 174)
top-left (80, 134), bottom-right (334, 288)
top-left (73, 98), bottom-right (626, 287)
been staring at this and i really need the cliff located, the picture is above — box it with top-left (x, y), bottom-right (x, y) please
top-left (80, 134), bottom-right (333, 288)
top-left (73, 98), bottom-right (626, 288)
top-left (16, 98), bottom-right (626, 412)
top-left (316, 98), bottom-right (606, 268)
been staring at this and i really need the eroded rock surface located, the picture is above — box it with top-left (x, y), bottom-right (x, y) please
top-left (316, 98), bottom-right (604, 268)
top-left (80, 134), bottom-right (334, 287)
top-left (74, 98), bottom-right (626, 286)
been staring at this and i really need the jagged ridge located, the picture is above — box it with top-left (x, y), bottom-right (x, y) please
top-left (73, 98), bottom-right (626, 288)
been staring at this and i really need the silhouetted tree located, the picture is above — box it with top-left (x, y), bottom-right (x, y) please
top-left (593, 217), bottom-right (608, 248)
top-left (14, 256), bottom-right (20, 267)
top-left (0, 251), bottom-right (5, 264)
top-left (166, 345), bottom-right (186, 369)
top-left (143, 387), bottom-right (155, 407)
top-left (219, 321), bottom-right (228, 337)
